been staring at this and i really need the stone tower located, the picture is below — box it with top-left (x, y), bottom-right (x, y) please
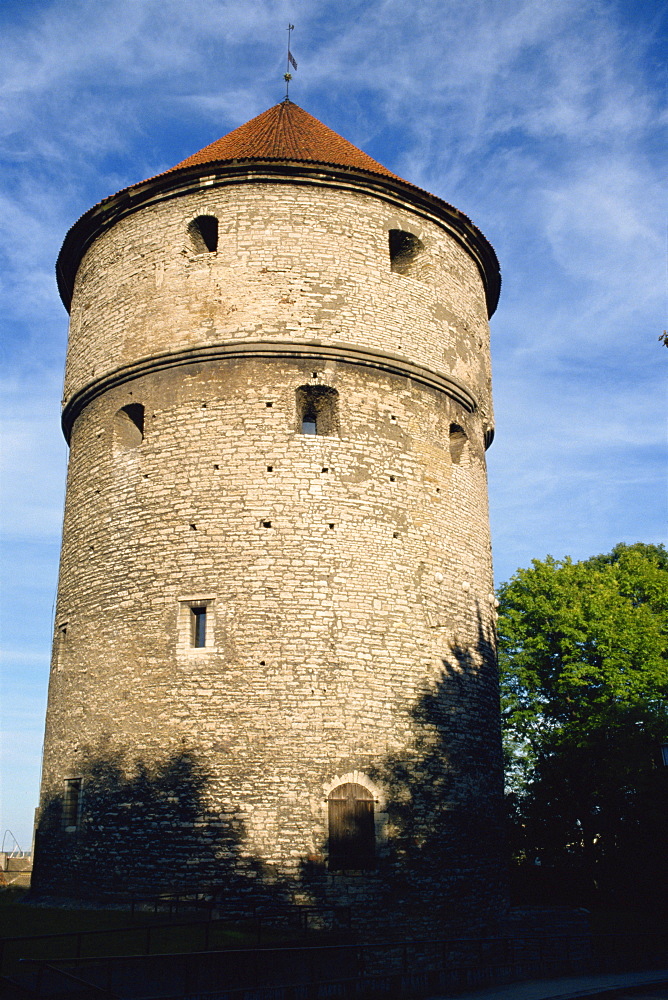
top-left (34, 100), bottom-right (504, 931)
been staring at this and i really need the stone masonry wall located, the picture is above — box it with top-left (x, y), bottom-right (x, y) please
top-left (62, 181), bottom-right (493, 436)
top-left (34, 172), bottom-right (504, 932)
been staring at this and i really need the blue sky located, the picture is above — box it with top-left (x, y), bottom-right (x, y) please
top-left (1, 0), bottom-right (666, 851)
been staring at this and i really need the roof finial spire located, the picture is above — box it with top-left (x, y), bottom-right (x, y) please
top-left (284, 23), bottom-right (297, 100)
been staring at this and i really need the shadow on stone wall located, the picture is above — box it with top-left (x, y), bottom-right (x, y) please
top-left (33, 608), bottom-right (505, 931)
top-left (300, 608), bottom-right (507, 930)
top-left (32, 743), bottom-right (291, 907)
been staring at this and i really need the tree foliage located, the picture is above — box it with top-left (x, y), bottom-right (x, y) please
top-left (498, 543), bottom-right (668, 909)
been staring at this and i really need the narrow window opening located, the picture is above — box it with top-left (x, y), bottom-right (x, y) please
top-left (188, 215), bottom-right (218, 253)
top-left (113, 404), bottom-right (144, 452)
top-left (191, 606), bottom-right (207, 648)
top-left (449, 423), bottom-right (468, 464)
top-left (265, 401), bottom-right (273, 408)
top-left (296, 386), bottom-right (339, 437)
top-left (389, 229), bottom-right (425, 276)
top-left (63, 778), bottom-right (82, 830)
top-left (302, 405), bottom-right (317, 435)
top-left (328, 782), bottom-right (375, 871)
top-left (179, 597), bottom-right (214, 652)
top-left (56, 623), bottom-right (68, 669)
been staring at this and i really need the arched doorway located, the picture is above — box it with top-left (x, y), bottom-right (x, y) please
top-left (327, 782), bottom-right (375, 870)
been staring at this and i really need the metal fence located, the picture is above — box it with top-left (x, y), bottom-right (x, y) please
top-left (4, 908), bottom-right (666, 1000)
top-left (12, 929), bottom-right (667, 1000)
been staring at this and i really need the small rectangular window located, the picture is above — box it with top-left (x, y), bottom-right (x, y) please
top-left (178, 596), bottom-right (215, 654)
top-left (191, 606), bottom-right (207, 648)
top-left (63, 778), bottom-right (82, 830)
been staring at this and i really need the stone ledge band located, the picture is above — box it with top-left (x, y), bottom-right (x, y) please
top-left (61, 338), bottom-right (481, 442)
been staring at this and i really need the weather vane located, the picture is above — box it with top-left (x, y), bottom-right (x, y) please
top-left (284, 23), bottom-right (297, 99)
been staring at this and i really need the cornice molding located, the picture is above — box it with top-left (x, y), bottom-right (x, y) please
top-left (61, 338), bottom-right (479, 442)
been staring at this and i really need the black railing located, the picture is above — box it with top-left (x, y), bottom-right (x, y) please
top-left (6, 923), bottom-right (667, 999)
top-left (14, 931), bottom-right (667, 1000)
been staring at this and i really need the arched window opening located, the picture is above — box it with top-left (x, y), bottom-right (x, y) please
top-left (188, 215), bottom-right (219, 253)
top-left (296, 386), bottom-right (339, 437)
top-left (328, 782), bottom-right (375, 870)
top-left (449, 423), bottom-right (467, 464)
top-left (113, 404), bottom-right (144, 452)
top-left (389, 229), bottom-right (424, 276)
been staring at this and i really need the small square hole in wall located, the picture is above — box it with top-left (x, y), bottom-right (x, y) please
top-left (262, 520), bottom-right (272, 528)
top-left (393, 532), bottom-right (400, 539)
top-left (390, 415), bottom-right (397, 424)
top-left (328, 523), bottom-right (335, 530)
top-left (267, 466), bottom-right (273, 472)
top-left (389, 476), bottom-right (396, 482)
top-left (266, 401), bottom-right (273, 407)
top-left (321, 467), bottom-right (329, 473)
top-left (214, 464), bottom-right (219, 470)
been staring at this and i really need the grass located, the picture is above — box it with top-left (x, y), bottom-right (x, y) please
top-left (0, 887), bottom-right (167, 938)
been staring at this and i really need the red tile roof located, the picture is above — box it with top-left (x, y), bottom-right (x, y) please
top-left (169, 99), bottom-right (401, 180)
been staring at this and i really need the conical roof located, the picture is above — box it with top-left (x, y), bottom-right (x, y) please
top-left (169, 99), bottom-right (400, 180)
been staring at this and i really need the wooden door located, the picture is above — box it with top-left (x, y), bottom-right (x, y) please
top-left (328, 783), bottom-right (375, 870)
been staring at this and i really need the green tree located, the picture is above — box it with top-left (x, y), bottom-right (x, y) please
top-left (498, 543), bottom-right (668, 909)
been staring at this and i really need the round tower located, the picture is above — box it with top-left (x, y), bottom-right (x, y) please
top-left (34, 100), bottom-right (504, 931)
